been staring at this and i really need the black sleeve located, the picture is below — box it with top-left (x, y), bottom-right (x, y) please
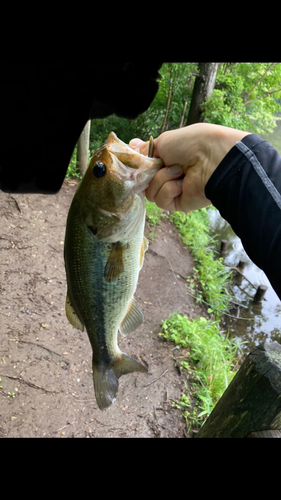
top-left (205, 134), bottom-right (281, 300)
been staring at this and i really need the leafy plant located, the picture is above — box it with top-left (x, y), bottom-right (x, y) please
top-left (145, 200), bottom-right (166, 226)
top-left (66, 146), bottom-right (81, 179)
top-left (161, 313), bottom-right (241, 429)
top-left (203, 63), bottom-right (281, 134)
top-left (170, 208), bottom-right (233, 318)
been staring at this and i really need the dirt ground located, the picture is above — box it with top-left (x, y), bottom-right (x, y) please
top-left (0, 180), bottom-right (206, 438)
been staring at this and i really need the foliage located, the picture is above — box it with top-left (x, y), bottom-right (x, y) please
top-left (145, 200), bottom-right (165, 226)
top-left (167, 208), bottom-right (241, 429)
top-left (170, 208), bottom-right (233, 318)
top-left (160, 313), bottom-right (241, 429)
top-left (88, 62), bottom-right (281, 142)
top-left (203, 63), bottom-right (281, 134)
top-left (88, 63), bottom-right (197, 149)
top-left (67, 62), bottom-right (281, 177)
top-left (66, 145), bottom-right (81, 179)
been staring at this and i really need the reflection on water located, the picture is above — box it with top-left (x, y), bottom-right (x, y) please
top-left (208, 208), bottom-right (281, 352)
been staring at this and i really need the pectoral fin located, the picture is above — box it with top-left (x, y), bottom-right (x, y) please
top-left (104, 242), bottom-right (128, 282)
top-left (139, 236), bottom-right (148, 270)
top-left (65, 291), bottom-right (84, 332)
top-left (119, 298), bottom-right (144, 336)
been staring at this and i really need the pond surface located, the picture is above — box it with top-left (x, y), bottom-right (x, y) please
top-left (208, 123), bottom-right (281, 353)
top-left (208, 207), bottom-right (281, 353)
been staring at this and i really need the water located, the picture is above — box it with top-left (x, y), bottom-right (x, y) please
top-left (208, 209), bottom-right (281, 352)
top-left (207, 123), bottom-right (281, 352)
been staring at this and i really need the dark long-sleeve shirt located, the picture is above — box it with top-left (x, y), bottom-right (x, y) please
top-left (205, 134), bottom-right (281, 300)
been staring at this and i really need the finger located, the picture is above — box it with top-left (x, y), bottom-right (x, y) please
top-left (129, 138), bottom-right (149, 156)
top-left (147, 179), bottom-right (183, 210)
top-left (145, 164), bottom-right (184, 202)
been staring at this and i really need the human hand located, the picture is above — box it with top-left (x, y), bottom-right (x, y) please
top-left (129, 123), bottom-right (250, 212)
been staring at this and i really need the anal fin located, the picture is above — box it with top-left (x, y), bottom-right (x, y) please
top-left (119, 298), bottom-right (144, 337)
top-left (65, 291), bottom-right (84, 332)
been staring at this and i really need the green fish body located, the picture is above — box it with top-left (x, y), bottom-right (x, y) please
top-left (64, 132), bottom-right (162, 409)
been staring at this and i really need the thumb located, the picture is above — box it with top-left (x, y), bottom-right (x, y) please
top-left (129, 138), bottom-right (143, 149)
top-left (129, 138), bottom-right (148, 155)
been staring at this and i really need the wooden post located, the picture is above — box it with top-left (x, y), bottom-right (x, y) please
top-left (237, 259), bottom-right (247, 273)
top-left (220, 239), bottom-right (228, 256)
top-left (196, 342), bottom-right (281, 438)
top-left (253, 285), bottom-right (267, 302)
top-left (233, 259), bottom-right (247, 285)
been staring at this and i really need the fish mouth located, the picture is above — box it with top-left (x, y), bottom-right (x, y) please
top-left (105, 131), bottom-right (163, 196)
top-left (108, 148), bottom-right (162, 195)
top-left (132, 169), bottom-right (158, 194)
top-left (110, 155), bottom-right (161, 195)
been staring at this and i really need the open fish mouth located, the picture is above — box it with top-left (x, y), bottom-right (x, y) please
top-left (110, 155), bottom-right (162, 196)
top-left (107, 132), bottom-right (163, 193)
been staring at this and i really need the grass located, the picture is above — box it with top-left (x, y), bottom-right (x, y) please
top-left (170, 208), bottom-right (233, 319)
top-left (160, 313), bottom-right (241, 431)
top-left (145, 200), bottom-right (166, 240)
top-left (145, 206), bottom-right (243, 431)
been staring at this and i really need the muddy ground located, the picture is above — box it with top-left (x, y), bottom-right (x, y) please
top-left (0, 180), bottom-right (206, 438)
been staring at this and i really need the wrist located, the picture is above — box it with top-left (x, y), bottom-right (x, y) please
top-left (203, 124), bottom-right (250, 186)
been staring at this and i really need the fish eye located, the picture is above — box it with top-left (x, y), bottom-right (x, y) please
top-left (93, 162), bottom-right (106, 178)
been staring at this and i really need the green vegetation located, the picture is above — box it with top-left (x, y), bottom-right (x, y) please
top-left (203, 63), bottom-right (281, 134)
top-left (145, 200), bottom-right (166, 240)
top-left (170, 208), bottom-right (233, 318)
top-left (160, 314), bottom-right (240, 430)
top-left (66, 146), bottom-right (80, 179)
top-left (0, 377), bottom-right (16, 398)
top-left (67, 62), bottom-right (281, 178)
top-left (145, 200), bottom-right (165, 226)
top-left (164, 208), bottom-right (242, 430)
top-left (143, 205), bottom-right (243, 431)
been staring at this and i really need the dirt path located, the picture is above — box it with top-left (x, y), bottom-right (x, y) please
top-left (0, 180), bottom-right (205, 437)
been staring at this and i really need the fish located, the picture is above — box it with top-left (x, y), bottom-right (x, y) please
top-left (64, 132), bottom-right (163, 410)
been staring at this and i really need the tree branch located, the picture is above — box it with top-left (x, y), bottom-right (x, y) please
top-left (243, 63), bottom-right (277, 104)
top-left (244, 83), bottom-right (281, 106)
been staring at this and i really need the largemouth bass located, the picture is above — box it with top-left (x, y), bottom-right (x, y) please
top-left (64, 132), bottom-right (162, 410)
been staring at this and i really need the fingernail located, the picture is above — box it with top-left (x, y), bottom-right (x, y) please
top-left (167, 165), bottom-right (183, 177)
top-left (176, 179), bottom-right (183, 187)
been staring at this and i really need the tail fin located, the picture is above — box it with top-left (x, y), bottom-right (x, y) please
top-left (92, 353), bottom-right (147, 411)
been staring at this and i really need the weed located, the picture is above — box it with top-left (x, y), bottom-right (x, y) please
top-left (145, 200), bottom-right (167, 240)
top-left (161, 208), bottom-right (243, 430)
top-left (160, 313), bottom-right (241, 429)
top-left (170, 208), bottom-right (233, 318)
top-left (145, 200), bottom-right (166, 226)
top-left (66, 146), bottom-right (82, 179)
top-left (0, 377), bottom-right (16, 398)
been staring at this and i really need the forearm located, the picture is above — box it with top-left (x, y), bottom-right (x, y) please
top-left (205, 134), bottom-right (281, 299)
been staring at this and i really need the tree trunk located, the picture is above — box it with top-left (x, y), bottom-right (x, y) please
top-left (179, 98), bottom-right (188, 128)
top-left (160, 74), bottom-right (173, 133)
top-left (76, 120), bottom-right (91, 176)
top-left (186, 63), bottom-right (219, 126)
top-left (196, 342), bottom-right (281, 438)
